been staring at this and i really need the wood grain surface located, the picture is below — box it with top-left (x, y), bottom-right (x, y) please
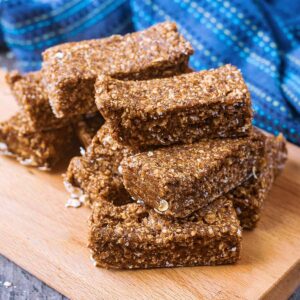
top-left (0, 71), bottom-right (299, 300)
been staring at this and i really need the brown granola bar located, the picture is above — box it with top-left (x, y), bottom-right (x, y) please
top-left (65, 122), bottom-right (286, 226)
top-left (96, 64), bottom-right (252, 148)
top-left (121, 129), bottom-right (266, 218)
top-left (89, 197), bottom-right (242, 269)
top-left (88, 133), bottom-right (286, 269)
top-left (231, 169), bottom-right (272, 230)
top-left (6, 71), bottom-right (71, 130)
top-left (64, 124), bottom-right (135, 206)
top-left (227, 132), bottom-right (287, 229)
top-left (230, 151), bottom-right (273, 230)
top-left (0, 112), bottom-right (75, 170)
top-left (73, 112), bottom-right (104, 149)
top-left (42, 22), bottom-right (193, 118)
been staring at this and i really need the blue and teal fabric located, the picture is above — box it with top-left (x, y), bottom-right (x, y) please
top-left (0, 0), bottom-right (134, 70)
top-left (0, 0), bottom-right (300, 145)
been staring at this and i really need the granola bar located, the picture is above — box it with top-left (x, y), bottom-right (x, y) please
top-left (230, 157), bottom-right (273, 230)
top-left (64, 124), bottom-right (136, 206)
top-left (42, 22), bottom-right (193, 118)
top-left (6, 71), bottom-right (70, 130)
top-left (65, 122), bottom-right (286, 226)
top-left (121, 129), bottom-right (266, 218)
top-left (228, 133), bottom-right (287, 229)
top-left (0, 112), bottom-right (75, 170)
top-left (96, 64), bottom-right (252, 148)
top-left (73, 113), bottom-right (104, 149)
top-left (89, 197), bottom-right (242, 269)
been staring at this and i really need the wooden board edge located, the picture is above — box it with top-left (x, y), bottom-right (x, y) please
top-left (261, 260), bottom-right (300, 300)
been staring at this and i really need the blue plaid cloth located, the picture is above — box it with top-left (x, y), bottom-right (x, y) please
top-left (0, 0), bottom-right (300, 145)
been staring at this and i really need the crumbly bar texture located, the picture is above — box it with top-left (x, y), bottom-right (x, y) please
top-left (6, 71), bottom-right (70, 131)
top-left (0, 113), bottom-right (75, 170)
top-left (121, 129), bottom-right (266, 218)
top-left (230, 133), bottom-right (287, 229)
top-left (64, 124), bottom-right (136, 206)
top-left (89, 197), bottom-right (242, 269)
top-left (73, 112), bottom-right (104, 149)
top-left (42, 22), bottom-right (193, 118)
top-left (96, 64), bottom-right (252, 148)
top-left (229, 153), bottom-right (272, 229)
top-left (270, 133), bottom-right (288, 177)
top-left (66, 122), bottom-right (287, 226)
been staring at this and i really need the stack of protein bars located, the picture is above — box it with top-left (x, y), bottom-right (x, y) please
top-left (0, 22), bottom-right (287, 269)
top-left (0, 71), bottom-right (75, 170)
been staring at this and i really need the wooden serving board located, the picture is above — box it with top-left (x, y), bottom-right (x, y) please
top-left (0, 71), bottom-right (299, 300)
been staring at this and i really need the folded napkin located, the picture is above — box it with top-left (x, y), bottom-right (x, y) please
top-left (0, 0), bottom-right (299, 145)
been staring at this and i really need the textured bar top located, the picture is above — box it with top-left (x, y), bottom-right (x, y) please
top-left (6, 71), bottom-right (70, 130)
top-left (96, 64), bottom-right (252, 147)
top-left (42, 22), bottom-right (193, 117)
top-left (89, 197), bottom-right (241, 269)
top-left (0, 112), bottom-right (75, 169)
top-left (122, 129), bottom-right (266, 218)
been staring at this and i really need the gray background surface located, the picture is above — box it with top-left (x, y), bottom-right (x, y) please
top-left (0, 256), bottom-right (67, 300)
top-left (0, 50), bottom-right (299, 300)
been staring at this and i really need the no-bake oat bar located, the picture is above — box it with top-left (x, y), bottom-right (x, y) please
top-left (89, 197), bottom-right (242, 269)
top-left (231, 133), bottom-right (287, 229)
top-left (65, 122), bottom-right (286, 227)
top-left (230, 138), bottom-right (273, 229)
top-left (42, 22), bottom-right (193, 118)
top-left (73, 113), bottom-right (104, 149)
top-left (96, 64), bottom-right (252, 148)
top-left (231, 169), bottom-right (272, 230)
top-left (64, 124), bottom-right (136, 206)
top-left (6, 71), bottom-right (70, 131)
top-left (0, 112), bottom-right (75, 170)
top-left (121, 129), bottom-right (266, 218)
